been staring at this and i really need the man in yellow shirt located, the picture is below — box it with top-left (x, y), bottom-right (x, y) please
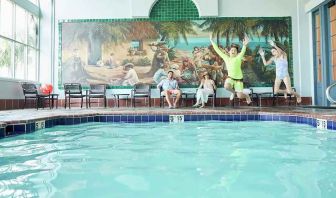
top-left (210, 34), bottom-right (252, 105)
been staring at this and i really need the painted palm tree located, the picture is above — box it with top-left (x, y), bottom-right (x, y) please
top-left (199, 19), bottom-right (227, 45)
top-left (253, 19), bottom-right (289, 42)
top-left (200, 18), bottom-right (257, 47)
top-left (127, 21), bottom-right (159, 51)
top-left (62, 22), bottom-right (131, 65)
top-left (153, 21), bottom-right (197, 46)
top-left (145, 21), bottom-right (197, 75)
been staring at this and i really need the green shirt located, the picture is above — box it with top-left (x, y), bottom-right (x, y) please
top-left (211, 41), bottom-right (246, 79)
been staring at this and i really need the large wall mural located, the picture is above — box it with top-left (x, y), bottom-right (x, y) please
top-left (59, 17), bottom-right (292, 87)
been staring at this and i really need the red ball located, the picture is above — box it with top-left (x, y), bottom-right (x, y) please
top-left (46, 84), bottom-right (53, 93)
top-left (40, 84), bottom-right (53, 94)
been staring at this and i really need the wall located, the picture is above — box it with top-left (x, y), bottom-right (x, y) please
top-left (40, 0), bottom-right (311, 97)
top-left (0, 0), bottom-right (315, 105)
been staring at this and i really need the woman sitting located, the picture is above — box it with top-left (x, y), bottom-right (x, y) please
top-left (193, 73), bottom-right (217, 108)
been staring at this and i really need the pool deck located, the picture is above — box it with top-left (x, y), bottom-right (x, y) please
top-left (0, 106), bottom-right (336, 125)
top-left (0, 106), bottom-right (336, 138)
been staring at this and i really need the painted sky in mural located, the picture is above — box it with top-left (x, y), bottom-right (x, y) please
top-left (60, 18), bottom-right (291, 87)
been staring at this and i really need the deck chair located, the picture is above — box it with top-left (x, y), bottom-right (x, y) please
top-left (88, 84), bottom-right (107, 108)
top-left (64, 83), bottom-right (85, 109)
top-left (131, 83), bottom-right (151, 107)
top-left (21, 82), bottom-right (49, 109)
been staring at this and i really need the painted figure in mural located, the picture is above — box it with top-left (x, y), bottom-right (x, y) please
top-left (259, 40), bottom-right (302, 104)
top-left (168, 64), bottom-right (182, 82)
top-left (153, 63), bottom-right (167, 84)
top-left (193, 73), bottom-right (217, 108)
top-left (193, 47), bottom-right (203, 69)
top-left (108, 53), bottom-right (117, 69)
top-left (62, 49), bottom-right (88, 83)
top-left (210, 34), bottom-right (252, 105)
top-left (96, 60), bottom-right (105, 67)
top-left (148, 43), bottom-right (170, 75)
top-left (121, 63), bottom-right (140, 86)
top-left (180, 58), bottom-right (197, 84)
top-left (203, 45), bottom-right (227, 86)
top-left (157, 71), bottom-right (182, 109)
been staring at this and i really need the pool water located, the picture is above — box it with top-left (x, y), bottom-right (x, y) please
top-left (0, 121), bottom-right (336, 198)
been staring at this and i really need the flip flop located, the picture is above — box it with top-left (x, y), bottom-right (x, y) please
top-left (297, 97), bottom-right (302, 104)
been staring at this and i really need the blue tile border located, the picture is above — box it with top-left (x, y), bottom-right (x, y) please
top-left (327, 121), bottom-right (333, 130)
top-left (0, 114), bottom-right (335, 139)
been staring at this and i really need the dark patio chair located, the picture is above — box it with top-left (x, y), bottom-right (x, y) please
top-left (21, 82), bottom-right (49, 109)
top-left (64, 83), bottom-right (85, 109)
top-left (88, 84), bottom-right (107, 108)
top-left (131, 83), bottom-right (151, 107)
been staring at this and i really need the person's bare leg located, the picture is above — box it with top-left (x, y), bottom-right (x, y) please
top-left (274, 78), bottom-right (288, 98)
top-left (236, 92), bottom-right (252, 104)
top-left (283, 76), bottom-right (301, 103)
top-left (164, 91), bottom-right (173, 107)
top-left (174, 90), bottom-right (182, 108)
top-left (224, 82), bottom-right (235, 100)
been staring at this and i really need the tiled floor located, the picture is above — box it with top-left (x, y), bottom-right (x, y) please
top-left (1, 106), bottom-right (336, 124)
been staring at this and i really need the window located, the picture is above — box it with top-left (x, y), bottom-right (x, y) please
top-left (329, 2), bottom-right (336, 80)
top-left (314, 11), bottom-right (322, 82)
top-left (14, 43), bottom-right (26, 79)
top-left (0, 0), bottom-right (13, 38)
top-left (27, 48), bottom-right (37, 81)
top-left (0, 38), bottom-right (13, 78)
top-left (28, 14), bottom-right (38, 47)
top-left (0, 0), bottom-right (39, 80)
top-left (15, 6), bottom-right (27, 44)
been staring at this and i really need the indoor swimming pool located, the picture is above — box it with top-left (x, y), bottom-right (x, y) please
top-left (0, 121), bottom-right (335, 197)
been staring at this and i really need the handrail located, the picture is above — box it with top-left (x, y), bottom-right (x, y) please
top-left (326, 82), bottom-right (336, 104)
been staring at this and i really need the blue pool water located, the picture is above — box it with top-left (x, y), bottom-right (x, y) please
top-left (0, 121), bottom-right (335, 198)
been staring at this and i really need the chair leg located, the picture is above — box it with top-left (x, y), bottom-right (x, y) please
top-left (68, 97), bottom-right (71, 109)
top-left (49, 95), bottom-right (52, 109)
top-left (89, 97), bottom-right (91, 108)
top-left (149, 96), bottom-right (151, 107)
top-left (36, 98), bottom-right (39, 110)
top-left (104, 96), bottom-right (107, 108)
top-left (133, 97), bottom-right (135, 108)
top-left (81, 97), bottom-right (83, 108)
top-left (64, 96), bottom-right (67, 109)
top-left (23, 98), bottom-right (26, 109)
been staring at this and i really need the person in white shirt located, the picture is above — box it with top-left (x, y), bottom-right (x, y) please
top-left (193, 73), bottom-right (216, 108)
top-left (157, 71), bottom-right (182, 108)
top-left (122, 63), bottom-right (140, 86)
